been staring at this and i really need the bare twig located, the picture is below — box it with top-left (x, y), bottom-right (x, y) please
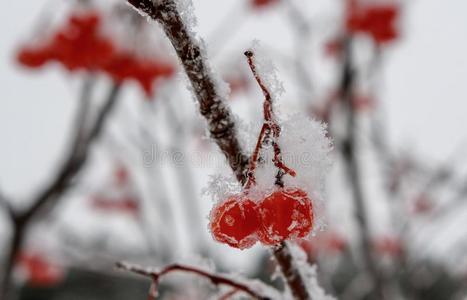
top-left (115, 261), bottom-right (272, 300)
top-left (219, 288), bottom-right (240, 300)
top-left (338, 37), bottom-right (385, 298)
top-left (21, 83), bottom-right (121, 222)
top-left (0, 189), bottom-right (15, 221)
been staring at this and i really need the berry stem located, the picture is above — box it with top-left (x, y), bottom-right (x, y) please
top-left (243, 50), bottom-right (296, 189)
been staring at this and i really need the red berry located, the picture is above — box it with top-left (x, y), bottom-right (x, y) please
top-left (16, 252), bottom-right (64, 287)
top-left (209, 197), bottom-right (260, 249)
top-left (16, 46), bottom-right (51, 68)
top-left (251, 0), bottom-right (279, 9)
top-left (258, 188), bottom-right (313, 245)
top-left (373, 236), bottom-right (403, 257)
top-left (345, 0), bottom-right (399, 45)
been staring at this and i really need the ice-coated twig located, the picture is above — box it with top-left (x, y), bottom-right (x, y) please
top-left (115, 261), bottom-right (273, 300)
top-left (127, 0), bottom-right (249, 183)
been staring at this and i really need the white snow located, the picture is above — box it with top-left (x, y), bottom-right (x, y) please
top-left (278, 114), bottom-right (333, 233)
top-left (288, 242), bottom-right (336, 300)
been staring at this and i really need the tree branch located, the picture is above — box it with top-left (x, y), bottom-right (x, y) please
top-left (128, 0), bottom-right (249, 183)
top-left (339, 37), bottom-right (384, 298)
top-left (273, 242), bottom-right (312, 300)
top-left (21, 83), bottom-right (121, 222)
top-left (116, 261), bottom-right (272, 300)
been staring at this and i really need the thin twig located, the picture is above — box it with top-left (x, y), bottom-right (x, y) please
top-left (116, 261), bottom-right (271, 300)
top-left (219, 288), bottom-right (240, 300)
top-left (339, 37), bottom-right (384, 298)
top-left (243, 50), bottom-right (296, 189)
top-left (0, 189), bottom-right (15, 221)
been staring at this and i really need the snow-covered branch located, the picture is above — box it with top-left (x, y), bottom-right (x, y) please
top-left (116, 261), bottom-right (277, 299)
top-left (128, 0), bottom-right (249, 183)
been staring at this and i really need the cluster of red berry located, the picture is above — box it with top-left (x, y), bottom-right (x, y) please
top-left (91, 196), bottom-right (139, 215)
top-left (346, 0), bottom-right (400, 45)
top-left (209, 51), bottom-right (314, 249)
top-left (16, 10), bottom-right (175, 97)
top-left (90, 164), bottom-right (140, 216)
top-left (16, 252), bottom-right (64, 287)
top-left (210, 188), bottom-right (313, 249)
top-left (251, 0), bottom-right (279, 9)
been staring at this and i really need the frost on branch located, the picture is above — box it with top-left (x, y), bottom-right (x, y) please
top-left (203, 174), bottom-right (242, 204)
top-left (116, 261), bottom-right (282, 299)
top-left (247, 41), bottom-right (285, 101)
top-left (286, 243), bottom-right (336, 300)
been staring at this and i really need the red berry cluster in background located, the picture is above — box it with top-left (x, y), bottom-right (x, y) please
top-left (373, 236), bottom-right (403, 257)
top-left (209, 188), bottom-right (313, 249)
top-left (16, 252), bottom-right (65, 287)
top-left (89, 164), bottom-right (140, 216)
top-left (345, 0), bottom-right (400, 45)
top-left (251, 0), bottom-right (279, 9)
top-left (298, 231), bottom-right (346, 261)
top-left (17, 12), bottom-right (114, 71)
top-left (16, 10), bottom-right (175, 97)
top-left (91, 196), bottom-right (140, 215)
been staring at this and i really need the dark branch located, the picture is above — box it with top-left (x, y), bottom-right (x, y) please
top-left (0, 189), bottom-right (15, 221)
top-left (273, 242), bottom-right (312, 300)
top-left (339, 37), bottom-right (384, 298)
top-left (20, 83), bottom-right (121, 222)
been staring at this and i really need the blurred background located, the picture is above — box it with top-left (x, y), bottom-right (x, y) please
top-left (1, 0), bottom-right (467, 299)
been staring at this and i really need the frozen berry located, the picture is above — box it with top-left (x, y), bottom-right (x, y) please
top-left (209, 197), bottom-right (260, 249)
top-left (258, 188), bottom-right (313, 245)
